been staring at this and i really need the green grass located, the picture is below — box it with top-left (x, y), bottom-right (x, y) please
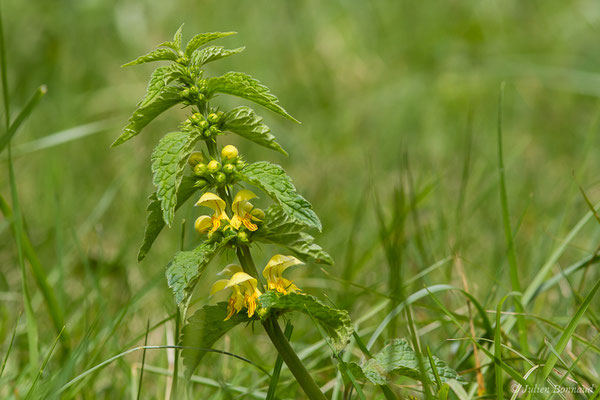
top-left (2, 1), bottom-right (600, 398)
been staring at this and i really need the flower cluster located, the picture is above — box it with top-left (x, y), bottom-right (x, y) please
top-left (181, 111), bottom-right (224, 139)
top-left (188, 145), bottom-right (247, 189)
top-left (210, 255), bottom-right (303, 320)
top-left (180, 79), bottom-right (208, 104)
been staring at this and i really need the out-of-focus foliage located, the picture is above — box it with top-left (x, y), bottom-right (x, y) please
top-left (2, 0), bottom-right (600, 398)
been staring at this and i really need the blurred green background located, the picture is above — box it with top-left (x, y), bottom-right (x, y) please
top-left (2, 0), bottom-right (600, 398)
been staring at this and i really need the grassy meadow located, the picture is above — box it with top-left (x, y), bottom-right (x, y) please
top-left (2, 0), bottom-right (600, 398)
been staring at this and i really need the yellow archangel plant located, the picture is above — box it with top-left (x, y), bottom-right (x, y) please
top-left (115, 27), bottom-right (349, 400)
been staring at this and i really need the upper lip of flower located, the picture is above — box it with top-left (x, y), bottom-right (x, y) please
top-left (195, 192), bottom-right (229, 233)
top-left (262, 255), bottom-right (304, 294)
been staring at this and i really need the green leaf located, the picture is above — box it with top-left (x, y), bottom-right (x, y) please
top-left (190, 45), bottom-right (245, 67)
top-left (207, 72), bottom-right (299, 123)
top-left (139, 64), bottom-right (184, 108)
top-left (181, 303), bottom-right (251, 378)
top-left (255, 206), bottom-right (332, 264)
top-left (173, 24), bottom-right (183, 51)
top-left (158, 24), bottom-right (184, 52)
top-left (122, 48), bottom-right (178, 67)
top-left (112, 86), bottom-right (182, 147)
top-left (348, 339), bottom-right (465, 386)
top-left (150, 132), bottom-right (188, 225)
top-left (151, 130), bottom-right (203, 225)
top-left (259, 291), bottom-right (352, 352)
top-left (138, 176), bottom-right (200, 262)
top-left (166, 241), bottom-right (223, 306)
top-left (241, 161), bottom-right (321, 231)
top-left (185, 31), bottom-right (236, 57)
top-left (221, 106), bottom-right (287, 155)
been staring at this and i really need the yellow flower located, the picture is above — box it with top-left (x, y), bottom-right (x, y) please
top-left (195, 192), bottom-right (228, 233)
top-left (262, 255), bottom-right (303, 295)
top-left (230, 190), bottom-right (260, 231)
top-left (211, 269), bottom-right (262, 320)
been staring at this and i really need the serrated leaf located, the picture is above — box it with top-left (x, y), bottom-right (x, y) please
top-left (173, 24), bottom-right (183, 50)
top-left (151, 131), bottom-right (188, 225)
top-left (241, 161), bottom-right (321, 231)
top-left (207, 72), bottom-right (299, 123)
top-left (185, 31), bottom-right (237, 57)
top-left (140, 64), bottom-right (184, 108)
top-left (221, 106), bottom-right (287, 155)
top-left (190, 46), bottom-right (245, 67)
top-left (166, 241), bottom-right (223, 306)
top-left (112, 86), bottom-right (182, 147)
top-left (259, 291), bottom-right (352, 352)
top-left (348, 339), bottom-right (465, 386)
top-left (255, 206), bottom-right (332, 264)
top-left (138, 176), bottom-right (200, 262)
top-left (122, 48), bottom-right (178, 67)
top-left (181, 303), bottom-right (251, 378)
top-left (151, 130), bottom-right (203, 225)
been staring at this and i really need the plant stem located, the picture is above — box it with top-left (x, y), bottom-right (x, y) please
top-left (262, 318), bottom-right (327, 400)
top-left (235, 245), bottom-right (326, 400)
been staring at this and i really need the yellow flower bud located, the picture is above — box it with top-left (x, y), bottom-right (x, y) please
top-left (188, 151), bottom-right (204, 167)
top-left (221, 145), bottom-right (239, 161)
top-left (207, 160), bottom-right (221, 173)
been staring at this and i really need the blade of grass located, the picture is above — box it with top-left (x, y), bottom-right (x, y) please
top-left (136, 322), bottom-right (150, 400)
top-left (495, 292), bottom-right (521, 399)
top-left (0, 311), bottom-right (21, 379)
top-left (540, 277), bottom-right (600, 380)
top-left (7, 145), bottom-right (39, 367)
top-left (8, 118), bottom-right (116, 157)
top-left (0, 194), bottom-right (69, 349)
top-left (0, 2), bottom-right (9, 124)
top-left (24, 326), bottom-right (65, 400)
top-left (426, 345), bottom-right (443, 389)
top-left (170, 309), bottom-right (181, 400)
top-left (497, 82), bottom-right (528, 354)
top-left (266, 320), bottom-right (293, 400)
top-left (0, 85), bottom-right (47, 153)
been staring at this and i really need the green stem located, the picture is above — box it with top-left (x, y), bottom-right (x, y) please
top-left (236, 245), bottom-right (265, 291)
top-left (236, 245), bottom-right (326, 400)
top-left (262, 318), bottom-right (327, 400)
top-left (266, 321), bottom-right (293, 400)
